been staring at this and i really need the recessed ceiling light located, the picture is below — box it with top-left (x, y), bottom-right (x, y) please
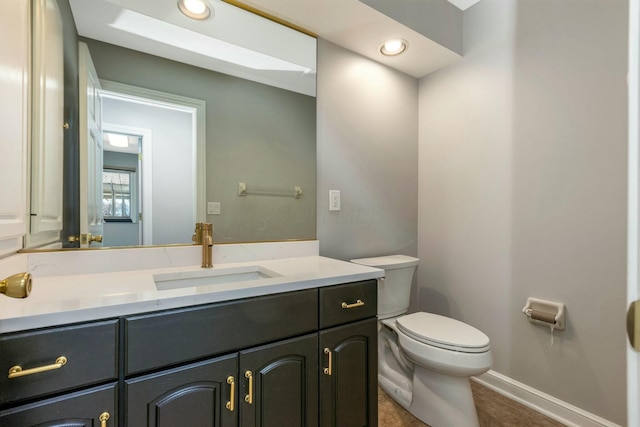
top-left (380, 39), bottom-right (408, 56)
top-left (178, 0), bottom-right (212, 21)
top-left (105, 133), bottom-right (129, 148)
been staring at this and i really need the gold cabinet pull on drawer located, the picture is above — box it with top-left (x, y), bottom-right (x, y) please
top-left (8, 356), bottom-right (67, 379)
top-left (341, 299), bottom-right (364, 309)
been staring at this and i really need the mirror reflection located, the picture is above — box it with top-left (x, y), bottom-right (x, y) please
top-left (27, 0), bottom-right (317, 250)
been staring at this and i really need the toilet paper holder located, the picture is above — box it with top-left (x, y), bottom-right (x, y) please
top-left (522, 297), bottom-right (566, 330)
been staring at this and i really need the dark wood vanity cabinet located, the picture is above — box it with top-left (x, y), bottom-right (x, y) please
top-left (239, 334), bottom-right (319, 427)
top-left (0, 279), bottom-right (378, 427)
top-left (0, 320), bottom-right (119, 426)
top-left (318, 281), bottom-right (378, 427)
top-left (0, 383), bottom-right (116, 426)
top-left (125, 354), bottom-right (237, 427)
top-left (125, 334), bottom-right (319, 427)
top-left (319, 319), bottom-right (378, 427)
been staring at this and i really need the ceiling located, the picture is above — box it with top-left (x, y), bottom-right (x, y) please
top-left (69, 0), bottom-right (318, 95)
top-left (242, 0), bottom-right (476, 77)
top-left (70, 0), bottom-right (481, 87)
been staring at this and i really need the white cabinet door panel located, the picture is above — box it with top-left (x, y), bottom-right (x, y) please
top-left (28, 0), bottom-right (64, 246)
top-left (0, 0), bottom-right (29, 256)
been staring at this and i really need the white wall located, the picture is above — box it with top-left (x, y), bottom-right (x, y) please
top-left (316, 39), bottom-right (419, 267)
top-left (418, 0), bottom-right (627, 423)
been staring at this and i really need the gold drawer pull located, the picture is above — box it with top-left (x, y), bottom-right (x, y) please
top-left (323, 348), bottom-right (333, 376)
top-left (99, 411), bottom-right (110, 427)
top-left (341, 299), bottom-right (364, 309)
top-left (226, 376), bottom-right (235, 411)
top-left (244, 370), bottom-right (253, 404)
top-left (8, 356), bottom-right (67, 379)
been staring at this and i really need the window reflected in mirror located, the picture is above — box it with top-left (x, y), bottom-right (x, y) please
top-left (103, 170), bottom-right (134, 221)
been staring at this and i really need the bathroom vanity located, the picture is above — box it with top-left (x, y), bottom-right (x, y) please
top-left (0, 244), bottom-right (382, 427)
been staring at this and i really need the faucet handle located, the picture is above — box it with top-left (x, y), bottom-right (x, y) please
top-left (192, 223), bottom-right (203, 245)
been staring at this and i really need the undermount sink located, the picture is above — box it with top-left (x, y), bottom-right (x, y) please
top-left (153, 265), bottom-right (281, 291)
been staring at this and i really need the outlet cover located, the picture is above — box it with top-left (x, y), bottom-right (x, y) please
top-left (207, 202), bottom-right (221, 215)
top-left (329, 190), bottom-right (341, 211)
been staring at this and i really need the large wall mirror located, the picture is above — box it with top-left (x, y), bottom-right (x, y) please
top-left (26, 0), bottom-right (317, 251)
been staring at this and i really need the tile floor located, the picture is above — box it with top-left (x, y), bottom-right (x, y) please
top-left (378, 382), bottom-right (566, 426)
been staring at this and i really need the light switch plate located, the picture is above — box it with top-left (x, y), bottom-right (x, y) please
top-left (329, 190), bottom-right (341, 211)
top-left (207, 202), bottom-right (221, 215)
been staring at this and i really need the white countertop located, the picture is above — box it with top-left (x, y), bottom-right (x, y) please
top-left (0, 248), bottom-right (383, 333)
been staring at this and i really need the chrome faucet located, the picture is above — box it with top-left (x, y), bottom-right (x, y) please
top-left (196, 222), bottom-right (213, 268)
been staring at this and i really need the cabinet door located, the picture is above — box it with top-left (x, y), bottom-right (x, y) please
top-left (125, 354), bottom-right (237, 427)
top-left (0, 382), bottom-right (116, 427)
top-left (29, 0), bottom-right (65, 246)
top-left (319, 318), bottom-right (377, 427)
top-left (240, 334), bottom-right (318, 427)
top-left (0, 0), bottom-right (29, 256)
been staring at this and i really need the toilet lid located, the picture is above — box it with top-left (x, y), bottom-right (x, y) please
top-left (396, 312), bottom-right (490, 353)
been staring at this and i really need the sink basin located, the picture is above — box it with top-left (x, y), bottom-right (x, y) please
top-left (153, 265), bottom-right (280, 291)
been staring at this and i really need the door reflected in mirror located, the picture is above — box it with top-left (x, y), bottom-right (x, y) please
top-left (100, 85), bottom-right (200, 247)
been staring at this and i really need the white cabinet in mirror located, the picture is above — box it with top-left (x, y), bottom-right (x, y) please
top-left (28, 0), bottom-right (65, 249)
top-left (0, 0), bottom-right (30, 257)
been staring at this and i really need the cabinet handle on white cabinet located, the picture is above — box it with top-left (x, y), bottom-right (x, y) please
top-left (323, 348), bottom-right (333, 376)
top-left (99, 412), bottom-right (110, 427)
top-left (244, 371), bottom-right (253, 404)
top-left (226, 376), bottom-right (235, 411)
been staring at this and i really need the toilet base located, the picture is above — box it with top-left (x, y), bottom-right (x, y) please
top-left (409, 365), bottom-right (479, 427)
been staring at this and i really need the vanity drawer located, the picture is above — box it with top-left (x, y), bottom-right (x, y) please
top-left (319, 279), bottom-right (377, 329)
top-left (0, 320), bottom-right (119, 407)
top-left (125, 288), bottom-right (318, 375)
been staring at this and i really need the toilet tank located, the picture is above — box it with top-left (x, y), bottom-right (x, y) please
top-left (350, 255), bottom-right (419, 319)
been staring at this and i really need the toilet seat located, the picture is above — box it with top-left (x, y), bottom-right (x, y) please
top-left (395, 312), bottom-right (490, 353)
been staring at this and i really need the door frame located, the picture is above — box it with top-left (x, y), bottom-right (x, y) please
top-left (628, 0), bottom-right (639, 425)
top-left (102, 123), bottom-right (152, 245)
top-left (99, 80), bottom-right (207, 229)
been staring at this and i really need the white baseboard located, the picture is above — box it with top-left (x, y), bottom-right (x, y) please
top-left (472, 370), bottom-right (621, 427)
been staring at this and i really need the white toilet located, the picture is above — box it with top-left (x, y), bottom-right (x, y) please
top-left (351, 255), bottom-right (492, 427)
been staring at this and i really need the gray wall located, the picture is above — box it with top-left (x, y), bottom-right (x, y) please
top-left (316, 39), bottom-right (419, 268)
top-left (418, 0), bottom-right (627, 423)
top-left (83, 38), bottom-right (316, 243)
